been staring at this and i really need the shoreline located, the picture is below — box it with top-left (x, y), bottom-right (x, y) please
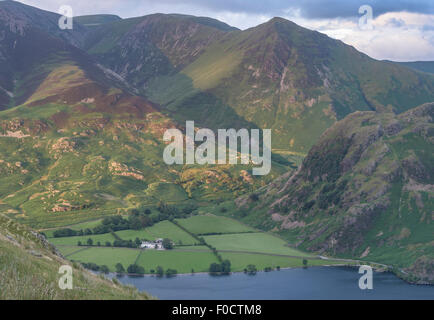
top-left (104, 264), bottom-right (433, 286)
top-left (108, 263), bottom-right (361, 278)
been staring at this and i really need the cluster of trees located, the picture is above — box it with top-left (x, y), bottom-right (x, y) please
top-left (53, 202), bottom-right (199, 239)
top-left (77, 237), bottom-right (174, 249)
top-left (80, 262), bottom-right (109, 274)
top-left (115, 263), bottom-right (177, 277)
top-left (244, 264), bottom-right (257, 275)
top-left (209, 260), bottom-right (231, 275)
top-left (127, 264), bottom-right (145, 275)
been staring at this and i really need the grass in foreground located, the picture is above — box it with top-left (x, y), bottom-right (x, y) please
top-left (0, 215), bottom-right (152, 300)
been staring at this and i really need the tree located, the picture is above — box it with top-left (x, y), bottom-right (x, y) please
top-left (115, 263), bottom-right (125, 274)
top-left (162, 238), bottom-right (173, 250)
top-left (246, 264), bottom-right (257, 275)
top-left (303, 259), bottom-right (308, 268)
top-left (221, 260), bottom-right (231, 274)
top-left (100, 265), bottom-right (110, 274)
top-left (77, 241), bottom-right (82, 246)
top-left (97, 241), bottom-right (101, 247)
top-left (127, 264), bottom-right (145, 275)
top-left (165, 269), bottom-right (177, 277)
top-left (156, 266), bottom-right (164, 277)
top-left (87, 238), bottom-right (93, 246)
top-left (135, 237), bottom-right (142, 247)
top-left (209, 263), bottom-right (222, 275)
top-left (105, 241), bottom-right (111, 247)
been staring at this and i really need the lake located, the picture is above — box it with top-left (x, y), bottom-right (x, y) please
top-left (109, 266), bottom-right (434, 300)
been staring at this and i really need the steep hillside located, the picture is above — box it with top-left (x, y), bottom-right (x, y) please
top-left (0, 214), bottom-right (152, 299)
top-left (84, 13), bottom-right (237, 90)
top-left (0, 1), bottom-right (142, 110)
top-left (235, 103), bottom-right (434, 284)
top-left (144, 17), bottom-right (434, 153)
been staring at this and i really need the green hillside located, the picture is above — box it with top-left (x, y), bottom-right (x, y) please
top-left (234, 103), bottom-right (434, 284)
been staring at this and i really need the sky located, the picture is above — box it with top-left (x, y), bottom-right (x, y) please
top-left (13, 0), bottom-right (434, 61)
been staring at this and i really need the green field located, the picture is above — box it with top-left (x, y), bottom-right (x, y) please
top-left (44, 219), bottom-right (104, 238)
top-left (220, 252), bottom-right (346, 272)
top-left (176, 214), bottom-right (255, 235)
top-left (203, 233), bottom-right (314, 257)
top-left (47, 215), bottom-right (323, 274)
top-left (115, 229), bottom-right (155, 241)
top-left (67, 247), bottom-right (140, 271)
top-left (136, 250), bottom-right (218, 274)
top-left (56, 246), bottom-right (88, 257)
top-left (143, 220), bottom-right (199, 245)
top-left (49, 233), bottom-right (116, 246)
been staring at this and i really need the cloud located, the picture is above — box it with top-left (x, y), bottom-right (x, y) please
top-left (295, 12), bottom-right (434, 61)
top-left (16, 0), bottom-right (434, 19)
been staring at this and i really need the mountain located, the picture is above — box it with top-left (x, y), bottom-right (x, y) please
top-left (0, 2), bottom-right (288, 229)
top-left (0, 213), bottom-right (152, 299)
top-left (394, 61), bottom-right (434, 75)
top-left (235, 103), bottom-right (434, 284)
top-left (84, 15), bottom-right (434, 153)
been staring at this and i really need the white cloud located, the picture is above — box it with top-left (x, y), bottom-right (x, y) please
top-left (290, 12), bottom-right (434, 61)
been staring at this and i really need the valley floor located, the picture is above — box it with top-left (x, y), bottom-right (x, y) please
top-left (45, 214), bottom-right (351, 275)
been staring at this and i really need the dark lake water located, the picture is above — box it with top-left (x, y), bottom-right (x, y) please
top-left (109, 266), bottom-right (434, 300)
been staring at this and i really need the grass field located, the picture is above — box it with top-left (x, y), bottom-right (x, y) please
top-left (115, 229), bottom-right (156, 241)
top-left (142, 220), bottom-right (199, 245)
top-left (136, 250), bottom-right (218, 274)
top-left (46, 215), bottom-right (325, 274)
top-left (203, 233), bottom-right (314, 257)
top-left (57, 246), bottom-right (88, 257)
top-left (220, 252), bottom-right (346, 272)
top-left (176, 214), bottom-right (255, 235)
top-left (44, 219), bottom-right (103, 238)
top-left (67, 247), bottom-right (140, 271)
top-left (49, 233), bottom-right (116, 246)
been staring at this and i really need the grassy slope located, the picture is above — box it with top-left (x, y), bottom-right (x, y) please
top-left (0, 214), bottom-right (152, 299)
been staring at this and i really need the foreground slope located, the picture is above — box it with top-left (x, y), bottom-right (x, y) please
top-left (0, 214), bottom-right (152, 299)
top-left (236, 103), bottom-right (434, 283)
